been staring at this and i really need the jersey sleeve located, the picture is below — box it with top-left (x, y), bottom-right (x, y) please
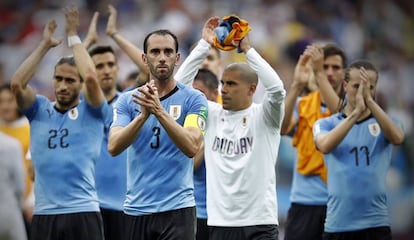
top-left (313, 115), bottom-right (336, 141)
top-left (246, 48), bottom-right (286, 128)
top-left (183, 90), bottom-right (208, 133)
top-left (86, 100), bottom-right (109, 120)
top-left (110, 92), bottom-right (132, 128)
top-left (20, 95), bottom-right (46, 121)
top-left (174, 39), bottom-right (211, 86)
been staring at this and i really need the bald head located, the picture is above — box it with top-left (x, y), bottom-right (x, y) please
top-left (224, 63), bottom-right (258, 86)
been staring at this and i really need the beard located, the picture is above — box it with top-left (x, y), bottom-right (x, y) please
top-left (149, 64), bottom-right (174, 82)
top-left (56, 92), bottom-right (79, 109)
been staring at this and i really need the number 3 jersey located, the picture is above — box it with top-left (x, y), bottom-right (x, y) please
top-left (22, 95), bottom-right (108, 215)
top-left (313, 113), bottom-right (401, 232)
top-left (111, 82), bottom-right (208, 216)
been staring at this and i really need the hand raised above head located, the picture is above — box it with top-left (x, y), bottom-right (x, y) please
top-left (202, 16), bottom-right (220, 45)
top-left (106, 4), bottom-right (118, 37)
top-left (293, 53), bottom-right (313, 88)
top-left (42, 19), bottom-right (62, 48)
top-left (83, 11), bottom-right (99, 48)
top-left (304, 45), bottom-right (324, 73)
top-left (63, 5), bottom-right (80, 36)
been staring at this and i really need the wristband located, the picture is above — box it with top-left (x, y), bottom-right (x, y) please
top-left (67, 35), bottom-right (82, 47)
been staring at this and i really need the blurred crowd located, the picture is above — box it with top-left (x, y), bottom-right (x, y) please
top-left (1, 0), bottom-right (413, 238)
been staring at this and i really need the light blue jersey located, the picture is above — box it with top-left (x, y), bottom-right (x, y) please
top-left (314, 113), bottom-right (398, 232)
top-left (95, 92), bottom-right (127, 211)
top-left (112, 82), bottom-right (208, 216)
top-left (23, 95), bottom-right (108, 215)
top-left (289, 100), bottom-right (327, 205)
top-left (194, 161), bottom-right (207, 218)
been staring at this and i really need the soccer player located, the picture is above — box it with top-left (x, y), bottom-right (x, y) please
top-left (108, 29), bottom-right (208, 240)
top-left (10, 6), bottom-right (106, 240)
top-left (282, 44), bottom-right (347, 240)
top-left (313, 60), bottom-right (404, 239)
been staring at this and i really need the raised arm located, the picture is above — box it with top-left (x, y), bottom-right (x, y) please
top-left (360, 68), bottom-right (404, 145)
top-left (106, 4), bottom-right (148, 77)
top-left (64, 6), bottom-right (104, 107)
top-left (307, 45), bottom-right (341, 113)
top-left (314, 78), bottom-right (366, 153)
top-left (10, 20), bottom-right (62, 110)
top-left (281, 53), bottom-right (312, 135)
top-left (82, 11), bottom-right (100, 49)
top-left (174, 16), bottom-right (219, 85)
top-left (240, 35), bottom-right (286, 128)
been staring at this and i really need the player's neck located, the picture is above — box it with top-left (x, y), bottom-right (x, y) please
top-left (155, 78), bottom-right (177, 98)
top-left (104, 87), bottom-right (117, 102)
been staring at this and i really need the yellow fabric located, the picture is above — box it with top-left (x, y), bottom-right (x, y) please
top-left (184, 113), bottom-right (206, 135)
top-left (292, 91), bottom-right (330, 182)
top-left (213, 15), bottom-right (252, 51)
top-left (216, 95), bottom-right (222, 104)
top-left (0, 118), bottom-right (33, 200)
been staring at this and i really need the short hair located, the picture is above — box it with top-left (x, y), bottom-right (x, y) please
top-left (224, 63), bottom-right (258, 85)
top-left (56, 56), bottom-right (76, 67)
top-left (143, 29), bottom-right (179, 54)
top-left (54, 56), bottom-right (82, 82)
top-left (88, 45), bottom-right (116, 59)
top-left (345, 60), bottom-right (378, 83)
top-left (0, 83), bottom-right (11, 92)
top-left (0, 83), bottom-right (23, 117)
top-left (194, 68), bottom-right (219, 91)
top-left (323, 43), bottom-right (347, 68)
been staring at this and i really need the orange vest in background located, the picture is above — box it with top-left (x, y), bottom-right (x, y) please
top-left (292, 91), bottom-right (330, 182)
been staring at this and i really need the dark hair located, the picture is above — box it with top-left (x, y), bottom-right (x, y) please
top-left (322, 43), bottom-right (347, 68)
top-left (143, 29), bottom-right (179, 54)
top-left (322, 43), bottom-right (347, 112)
top-left (88, 45), bottom-right (116, 59)
top-left (56, 56), bottom-right (76, 67)
top-left (0, 83), bottom-right (11, 92)
top-left (54, 56), bottom-right (82, 82)
top-left (344, 60), bottom-right (378, 83)
top-left (338, 60), bottom-right (378, 112)
top-left (194, 68), bottom-right (219, 91)
top-left (0, 83), bottom-right (23, 117)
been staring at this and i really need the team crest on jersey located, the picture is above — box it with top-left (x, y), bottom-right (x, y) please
top-left (198, 116), bottom-right (206, 131)
top-left (169, 105), bottom-right (182, 120)
top-left (68, 107), bottom-right (79, 120)
top-left (242, 116), bottom-right (248, 127)
top-left (368, 122), bottom-right (381, 137)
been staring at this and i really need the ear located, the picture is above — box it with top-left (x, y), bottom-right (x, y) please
top-left (175, 52), bottom-right (181, 66)
top-left (142, 53), bottom-right (148, 65)
top-left (342, 81), bottom-right (349, 93)
top-left (248, 83), bottom-right (257, 96)
top-left (213, 88), bottom-right (219, 99)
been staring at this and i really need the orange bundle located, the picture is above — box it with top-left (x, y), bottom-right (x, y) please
top-left (213, 15), bottom-right (251, 52)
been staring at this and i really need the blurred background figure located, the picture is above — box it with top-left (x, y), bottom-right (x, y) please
top-left (0, 84), bottom-right (33, 238)
top-left (0, 132), bottom-right (27, 240)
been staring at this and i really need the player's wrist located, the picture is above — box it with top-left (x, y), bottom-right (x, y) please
top-left (67, 35), bottom-right (82, 47)
top-left (110, 32), bottom-right (118, 38)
